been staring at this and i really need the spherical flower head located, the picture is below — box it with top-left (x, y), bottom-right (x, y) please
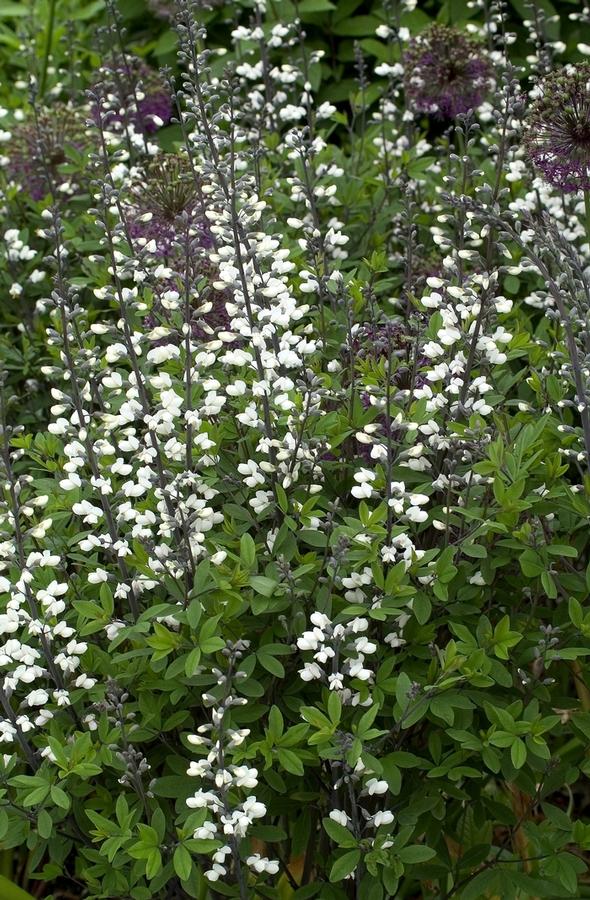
top-left (346, 321), bottom-right (427, 389)
top-left (127, 154), bottom-right (209, 257)
top-left (348, 321), bottom-right (407, 362)
top-left (7, 103), bottom-right (88, 201)
top-left (403, 25), bottom-right (492, 119)
top-left (524, 64), bottom-right (590, 193)
top-left (128, 154), bottom-right (229, 337)
top-left (92, 56), bottom-right (172, 135)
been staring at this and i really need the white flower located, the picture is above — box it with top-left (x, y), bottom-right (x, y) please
top-left (88, 569), bottom-right (109, 584)
top-left (373, 810), bottom-right (395, 827)
top-left (438, 326), bottom-right (461, 346)
top-left (246, 854), bottom-right (280, 874)
top-left (249, 491), bottom-right (273, 514)
top-left (329, 809), bottom-right (351, 827)
top-left (405, 506), bottom-right (428, 523)
top-left (147, 344), bottom-right (180, 364)
top-left (25, 689), bottom-right (49, 707)
top-left (187, 790), bottom-right (218, 809)
top-left (365, 778), bottom-right (388, 796)
top-left (72, 500), bottom-right (103, 525)
top-left (299, 661), bottom-right (323, 681)
top-left (352, 468), bottom-right (376, 499)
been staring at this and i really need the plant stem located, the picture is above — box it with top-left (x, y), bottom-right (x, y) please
top-left (40, 0), bottom-right (57, 98)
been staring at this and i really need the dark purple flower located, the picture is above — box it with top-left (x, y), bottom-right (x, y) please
top-left (92, 56), bottom-right (172, 136)
top-left (403, 25), bottom-right (492, 120)
top-left (342, 321), bottom-right (429, 461)
top-left (126, 154), bottom-right (210, 257)
top-left (127, 154), bottom-right (229, 338)
top-left (348, 322), bottom-right (407, 360)
top-left (524, 64), bottom-right (590, 193)
top-left (346, 321), bottom-right (427, 389)
top-left (6, 103), bottom-right (88, 201)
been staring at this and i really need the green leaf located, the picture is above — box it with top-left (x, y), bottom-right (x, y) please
top-left (395, 672), bottom-right (412, 711)
top-left (249, 576), bottom-right (278, 597)
top-left (298, 0), bottom-right (336, 11)
top-left (328, 691), bottom-right (342, 726)
top-left (397, 845), bottom-right (437, 864)
top-left (0, 876), bottom-right (36, 900)
top-left (329, 849), bottom-right (361, 882)
top-left (184, 647), bottom-right (201, 676)
top-left (547, 544), bottom-right (578, 558)
top-left (511, 738), bottom-right (527, 770)
top-left (299, 529), bottom-right (328, 548)
top-left (460, 869), bottom-right (501, 900)
top-left (240, 533), bottom-right (256, 570)
top-left (49, 788), bottom-right (72, 814)
top-left (258, 652), bottom-right (285, 677)
top-left (250, 824), bottom-right (288, 843)
top-left (173, 845), bottom-right (193, 881)
top-left (277, 749), bottom-right (304, 776)
top-left (186, 599), bottom-right (202, 630)
top-left (569, 597), bottom-right (583, 628)
top-left (267, 705), bottom-right (283, 742)
top-left (37, 809), bottom-right (53, 840)
top-left (519, 550), bottom-right (545, 577)
top-left (23, 784), bottom-right (50, 807)
top-left (0, 809), bottom-right (8, 840)
top-left (0, 3), bottom-right (31, 15)
top-left (323, 817), bottom-right (357, 848)
top-left (332, 14), bottom-right (381, 35)
top-left (146, 847), bottom-right (162, 880)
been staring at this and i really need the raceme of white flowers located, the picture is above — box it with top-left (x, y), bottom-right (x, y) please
top-left (1, 0), bottom-right (589, 890)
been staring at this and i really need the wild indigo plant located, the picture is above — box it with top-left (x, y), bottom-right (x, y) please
top-left (0, 1), bottom-right (590, 899)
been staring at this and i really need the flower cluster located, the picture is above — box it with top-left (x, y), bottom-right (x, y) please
top-left (297, 613), bottom-right (377, 703)
top-left (524, 63), bottom-right (590, 192)
top-left (6, 103), bottom-right (89, 201)
top-left (0, 2), bottom-right (590, 899)
top-left (404, 25), bottom-right (493, 119)
top-left (186, 642), bottom-right (279, 884)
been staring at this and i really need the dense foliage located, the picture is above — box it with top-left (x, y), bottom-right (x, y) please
top-left (1, 0), bottom-right (590, 898)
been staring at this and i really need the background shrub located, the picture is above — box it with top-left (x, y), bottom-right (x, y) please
top-left (0, 1), bottom-right (590, 899)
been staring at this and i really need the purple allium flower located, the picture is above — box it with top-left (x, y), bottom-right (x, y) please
top-left (524, 64), bottom-right (590, 193)
top-left (346, 322), bottom-right (426, 388)
top-left (403, 25), bottom-right (492, 120)
top-left (93, 56), bottom-right (172, 136)
top-left (127, 154), bottom-right (229, 338)
top-left (348, 322), bottom-right (409, 361)
top-left (343, 321), bottom-right (428, 463)
top-left (126, 154), bottom-right (210, 257)
top-left (7, 103), bottom-right (88, 201)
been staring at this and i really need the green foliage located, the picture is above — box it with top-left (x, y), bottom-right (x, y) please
top-left (0, 0), bottom-right (589, 899)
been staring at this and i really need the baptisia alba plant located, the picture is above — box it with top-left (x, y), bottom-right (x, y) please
top-left (0, 1), bottom-right (590, 899)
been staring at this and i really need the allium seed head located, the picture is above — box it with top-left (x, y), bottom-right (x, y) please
top-left (524, 64), bottom-right (590, 193)
top-left (7, 103), bottom-right (89, 201)
top-left (403, 25), bottom-right (492, 120)
top-left (127, 154), bottom-right (208, 257)
top-left (92, 56), bottom-right (172, 135)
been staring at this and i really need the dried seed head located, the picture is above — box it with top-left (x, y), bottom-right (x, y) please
top-left (524, 63), bottom-right (590, 192)
top-left (403, 25), bottom-right (493, 120)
